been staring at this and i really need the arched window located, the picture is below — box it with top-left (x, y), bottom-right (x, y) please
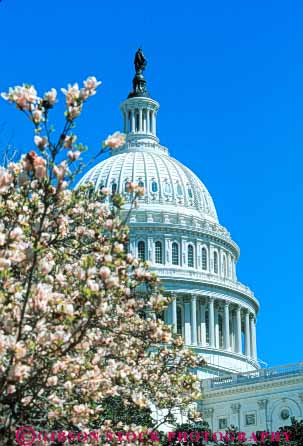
top-left (124, 181), bottom-right (130, 192)
top-left (155, 241), bottom-right (163, 264)
top-left (138, 179), bottom-right (144, 188)
top-left (214, 251), bottom-right (218, 274)
top-left (151, 180), bottom-right (158, 193)
top-left (187, 187), bottom-right (193, 199)
top-left (164, 182), bottom-right (171, 194)
top-left (172, 242), bottom-right (179, 265)
top-left (111, 181), bottom-right (117, 195)
top-left (176, 183), bottom-right (183, 196)
top-left (177, 305), bottom-right (183, 335)
top-left (202, 247), bottom-right (208, 270)
top-left (188, 244), bottom-right (194, 268)
top-left (222, 255), bottom-right (227, 277)
top-left (138, 241), bottom-right (145, 261)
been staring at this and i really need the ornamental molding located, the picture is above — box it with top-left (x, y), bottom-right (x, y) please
top-left (202, 376), bottom-right (303, 398)
top-left (158, 274), bottom-right (258, 307)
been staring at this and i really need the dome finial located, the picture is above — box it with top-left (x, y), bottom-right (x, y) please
top-left (128, 48), bottom-right (150, 98)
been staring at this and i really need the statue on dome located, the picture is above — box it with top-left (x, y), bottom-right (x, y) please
top-left (128, 48), bottom-right (150, 98)
top-left (134, 48), bottom-right (147, 74)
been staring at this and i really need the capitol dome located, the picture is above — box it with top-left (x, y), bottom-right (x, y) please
top-left (77, 51), bottom-right (259, 379)
top-left (78, 147), bottom-right (218, 223)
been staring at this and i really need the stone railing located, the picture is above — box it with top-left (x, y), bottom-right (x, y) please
top-left (153, 266), bottom-right (256, 300)
top-left (201, 362), bottom-right (303, 391)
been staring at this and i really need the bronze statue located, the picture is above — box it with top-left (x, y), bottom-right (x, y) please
top-left (134, 48), bottom-right (147, 74)
top-left (128, 48), bottom-right (149, 98)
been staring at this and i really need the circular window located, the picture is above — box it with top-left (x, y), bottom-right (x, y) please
top-left (280, 409), bottom-right (290, 420)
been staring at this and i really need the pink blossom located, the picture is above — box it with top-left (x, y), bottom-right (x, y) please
top-left (125, 181), bottom-right (138, 193)
top-left (34, 135), bottom-right (48, 149)
top-left (104, 132), bottom-right (126, 149)
top-left (47, 376), bottom-right (58, 386)
top-left (68, 150), bottom-right (81, 161)
top-left (0, 258), bottom-right (11, 271)
top-left (32, 108), bottom-right (43, 124)
top-left (53, 161), bottom-right (68, 182)
top-left (87, 279), bottom-right (99, 292)
top-left (67, 105), bottom-right (82, 121)
top-left (83, 76), bottom-right (102, 93)
top-left (14, 342), bottom-right (27, 359)
top-left (99, 187), bottom-right (109, 197)
top-left (63, 134), bottom-right (77, 148)
top-left (126, 253), bottom-right (133, 263)
top-left (113, 242), bottom-right (124, 254)
top-left (43, 88), bottom-right (57, 106)
top-left (10, 364), bottom-right (30, 382)
top-left (0, 168), bottom-right (13, 193)
top-left (39, 258), bottom-right (55, 274)
top-left (10, 227), bottom-right (23, 240)
top-left (61, 83), bottom-right (80, 106)
top-left (21, 396), bottom-right (33, 406)
top-left (105, 219), bottom-right (113, 230)
top-left (99, 266), bottom-right (111, 280)
top-left (1, 85), bottom-right (39, 110)
top-left (35, 164), bottom-right (47, 179)
top-left (7, 385), bottom-right (16, 395)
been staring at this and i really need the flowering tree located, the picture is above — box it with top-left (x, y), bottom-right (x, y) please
top-left (0, 79), bottom-right (205, 444)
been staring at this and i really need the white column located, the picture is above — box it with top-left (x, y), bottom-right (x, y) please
top-left (214, 307), bottom-right (219, 348)
top-left (184, 302), bottom-right (191, 345)
top-left (208, 298), bottom-right (215, 348)
top-left (236, 306), bottom-right (242, 354)
top-left (152, 111), bottom-right (156, 135)
top-left (245, 310), bottom-right (251, 357)
top-left (139, 108), bottom-right (143, 132)
top-left (172, 294), bottom-right (177, 334)
top-left (129, 239), bottom-right (136, 256)
top-left (224, 302), bottom-right (230, 351)
top-left (250, 316), bottom-right (257, 360)
top-left (131, 110), bottom-right (135, 133)
top-left (191, 295), bottom-right (197, 345)
top-left (200, 302), bottom-right (206, 346)
top-left (146, 110), bottom-right (150, 133)
top-left (181, 238), bottom-right (187, 267)
top-left (165, 237), bottom-right (170, 264)
top-left (147, 237), bottom-right (153, 263)
top-left (197, 243), bottom-right (201, 269)
top-left (231, 310), bottom-right (236, 352)
top-left (142, 110), bottom-right (146, 132)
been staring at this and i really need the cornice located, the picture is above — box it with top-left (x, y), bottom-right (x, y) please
top-left (202, 376), bottom-right (303, 399)
top-left (159, 273), bottom-right (258, 308)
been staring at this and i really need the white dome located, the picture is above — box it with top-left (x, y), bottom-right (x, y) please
top-left (77, 148), bottom-right (218, 223)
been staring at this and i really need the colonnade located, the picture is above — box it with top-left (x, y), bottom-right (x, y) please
top-left (123, 108), bottom-right (157, 135)
top-left (169, 295), bottom-right (257, 361)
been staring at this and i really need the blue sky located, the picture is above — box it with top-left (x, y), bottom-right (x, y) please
top-left (1, 0), bottom-right (303, 366)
